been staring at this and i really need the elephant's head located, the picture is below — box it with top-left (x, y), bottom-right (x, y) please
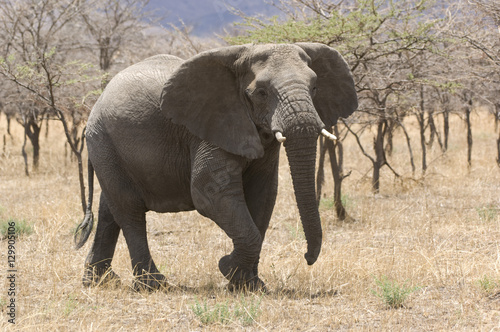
top-left (160, 43), bottom-right (358, 265)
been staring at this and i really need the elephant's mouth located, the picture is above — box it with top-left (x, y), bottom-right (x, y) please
top-left (256, 127), bottom-right (278, 147)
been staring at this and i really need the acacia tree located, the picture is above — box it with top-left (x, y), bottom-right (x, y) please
top-left (78, 0), bottom-right (155, 72)
top-left (461, 0), bottom-right (500, 67)
top-left (228, 0), bottom-right (445, 216)
top-left (401, 43), bottom-right (460, 174)
top-left (464, 0), bottom-right (500, 166)
top-left (0, 0), bottom-right (102, 211)
top-left (0, 0), bottom-right (74, 171)
top-left (78, 0), bottom-right (209, 72)
top-left (1, 84), bottom-right (19, 141)
top-left (442, 0), bottom-right (500, 167)
top-left (17, 99), bottom-right (48, 174)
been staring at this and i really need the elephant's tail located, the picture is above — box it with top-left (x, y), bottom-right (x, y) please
top-left (74, 159), bottom-right (95, 250)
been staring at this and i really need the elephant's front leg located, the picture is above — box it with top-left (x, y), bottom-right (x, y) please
top-left (191, 143), bottom-right (264, 291)
top-left (243, 146), bottom-right (280, 280)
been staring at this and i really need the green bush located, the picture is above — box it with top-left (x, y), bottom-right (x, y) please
top-left (477, 275), bottom-right (500, 294)
top-left (0, 218), bottom-right (34, 239)
top-left (476, 205), bottom-right (498, 222)
top-left (191, 295), bottom-right (262, 326)
top-left (319, 197), bottom-right (334, 210)
top-left (320, 194), bottom-right (354, 211)
top-left (371, 275), bottom-right (420, 308)
top-left (286, 222), bottom-right (305, 240)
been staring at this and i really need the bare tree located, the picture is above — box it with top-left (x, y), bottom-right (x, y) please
top-left (0, 0), bottom-right (101, 211)
top-left (467, 0), bottom-right (500, 166)
top-left (462, 0), bottom-right (500, 67)
top-left (444, 0), bottom-right (499, 167)
top-left (228, 0), bottom-right (449, 203)
top-left (78, 0), bottom-right (156, 72)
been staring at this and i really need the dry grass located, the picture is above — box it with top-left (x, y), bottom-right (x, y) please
top-left (1, 110), bottom-right (499, 331)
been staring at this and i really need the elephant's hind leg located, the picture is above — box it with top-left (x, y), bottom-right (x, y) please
top-left (118, 213), bottom-right (168, 291)
top-left (83, 194), bottom-right (121, 287)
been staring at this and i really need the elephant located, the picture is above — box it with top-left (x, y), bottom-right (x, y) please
top-left (74, 43), bottom-right (358, 291)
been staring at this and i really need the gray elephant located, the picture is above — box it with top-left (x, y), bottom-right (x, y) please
top-left (74, 43), bottom-right (358, 291)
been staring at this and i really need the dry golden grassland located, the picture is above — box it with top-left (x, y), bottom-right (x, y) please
top-left (0, 110), bottom-right (499, 331)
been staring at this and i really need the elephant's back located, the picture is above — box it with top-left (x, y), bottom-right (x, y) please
top-left (87, 54), bottom-right (183, 135)
top-left (122, 54), bottom-right (183, 83)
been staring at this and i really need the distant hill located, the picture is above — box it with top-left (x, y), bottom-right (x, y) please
top-left (146, 0), bottom-right (279, 36)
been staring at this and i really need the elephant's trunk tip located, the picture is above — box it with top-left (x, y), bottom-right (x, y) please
top-left (305, 242), bottom-right (321, 265)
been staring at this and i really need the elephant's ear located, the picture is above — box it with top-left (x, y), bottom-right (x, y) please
top-left (296, 43), bottom-right (358, 128)
top-left (160, 45), bottom-right (264, 159)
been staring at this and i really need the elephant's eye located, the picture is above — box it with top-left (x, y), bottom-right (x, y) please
top-left (255, 88), bottom-right (268, 98)
top-left (312, 86), bottom-right (317, 97)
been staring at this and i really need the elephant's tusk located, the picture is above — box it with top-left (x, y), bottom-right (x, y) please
top-left (321, 129), bottom-right (337, 141)
top-left (275, 131), bottom-right (286, 143)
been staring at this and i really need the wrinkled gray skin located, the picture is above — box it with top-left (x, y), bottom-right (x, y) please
top-left (76, 43), bottom-right (358, 291)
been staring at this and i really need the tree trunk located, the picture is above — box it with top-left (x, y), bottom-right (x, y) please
top-left (56, 110), bottom-right (87, 213)
top-left (333, 126), bottom-right (348, 220)
top-left (25, 117), bottom-right (41, 169)
top-left (77, 150), bottom-right (86, 213)
top-left (316, 136), bottom-right (326, 205)
top-left (497, 131), bottom-right (500, 168)
top-left (326, 137), bottom-right (348, 220)
top-left (495, 103), bottom-right (499, 132)
top-left (385, 119), bottom-right (395, 157)
top-left (316, 127), bottom-right (351, 221)
top-left (495, 103), bottom-right (499, 166)
top-left (6, 115), bottom-right (12, 137)
top-left (398, 119), bottom-right (416, 176)
top-left (22, 129), bottom-right (29, 176)
top-left (465, 101), bottom-right (473, 168)
top-left (418, 86), bottom-right (427, 174)
top-left (372, 119), bottom-right (386, 194)
top-left (427, 109), bottom-right (443, 151)
top-left (45, 115), bottom-right (50, 139)
top-left (418, 113), bottom-right (427, 174)
top-left (443, 109), bottom-right (449, 152)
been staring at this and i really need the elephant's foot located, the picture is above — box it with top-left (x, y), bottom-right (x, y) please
top-left (219, 254), bottom-right (267, 292)
top-left (227, 276), bottom-right (267, 293)
top-left (132, 272), bottom-right (169, 292)
top-left (83, 265), bottom-right (121, 288)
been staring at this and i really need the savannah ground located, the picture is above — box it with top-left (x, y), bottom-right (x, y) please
top-left (0, 110), bottom-right (499, 331)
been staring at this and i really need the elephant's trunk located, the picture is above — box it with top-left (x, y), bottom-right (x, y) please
top-left (284, 133), bottom-right (322, 265)
top-left (272, 86), bottom-right (324, 265)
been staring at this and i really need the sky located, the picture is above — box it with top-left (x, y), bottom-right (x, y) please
top-left (146, 0), bottom-right (280, 36)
